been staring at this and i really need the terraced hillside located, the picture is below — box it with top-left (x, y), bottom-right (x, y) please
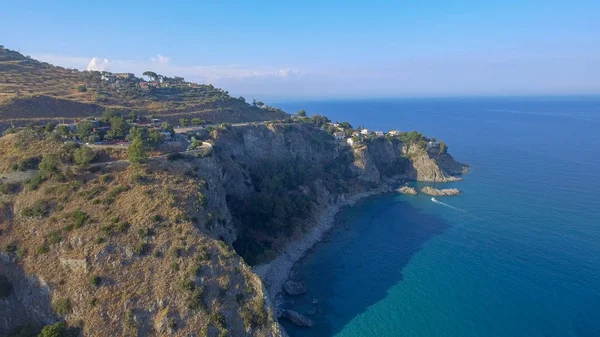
top-left (0, 46), bottom-right (287, 129)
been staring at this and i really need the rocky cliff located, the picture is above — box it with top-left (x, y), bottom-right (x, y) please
top-left (0, 122), bottom-right (466, 336)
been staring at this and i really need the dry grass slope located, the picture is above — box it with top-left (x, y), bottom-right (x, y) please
top-left (0, 131), bottom-right (281, 336)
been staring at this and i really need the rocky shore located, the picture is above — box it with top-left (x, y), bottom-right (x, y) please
top-left (421, 186), bottom-right (461, 196)
top-left (254, 185), bottom-right (393, 301)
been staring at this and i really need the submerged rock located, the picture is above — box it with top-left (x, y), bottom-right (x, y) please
top-left (283, 280), bottom-right (307, 295)
top-left (281, 310), bottom-right (314, 327)
top-left (396, 186), bottom-right (417, 195)
top-left (421, 186), bottom-right (461, 196)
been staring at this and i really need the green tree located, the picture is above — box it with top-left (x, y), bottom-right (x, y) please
top-left (147, 129), bottom-right (165, 148)
top-left (77, 120), bottom-right (94, 140)
top-left (340, 122), bottom-right (353, 129)
top-left (179, 118), bottom-right (189, 127)
top-left (76, 85), bottom-right (87, 92)
top-left (106, 116), bottom-right (130, 140)
top-left (127, 127), bottom-right (147, 164)
top-left (45, 122), bottom-right (56, 133)
top-left (191, 118), bottom-right (204, 126)
top-left (297, 110), bottom-right (307, 117)
top-left (439, 140), bottom-right (448, 154)
top-left (256, 101), bottom-right (265, 107)
top-left (143, 71), bottom-right (159, 81)
top-left (128, 111), bottom-right (138, 122)
top-left (56, 125), bottom-right (70, 137)
top-left (161, 122), bottom-right (175, 136)
top-left (74, 147), bottom-right (96, 167)
top-left (38, 322), bottom-right (65, 337)
top-left (39, 154), bottom-right (61, 177)
top-left (310, 114), bottom-right (331, 127)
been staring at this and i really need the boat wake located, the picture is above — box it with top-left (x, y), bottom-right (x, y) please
top-left (431, 197), bottom-right (465, 212)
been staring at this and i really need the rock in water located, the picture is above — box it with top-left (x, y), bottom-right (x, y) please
top-left (281, 310), bottom-right (314, 327)
top-left (283, 280), bottom-right (308, 295)
top-left (421, 186), bottom-right (461, 196)
top-left (397, 186), bottom-right (417, 195)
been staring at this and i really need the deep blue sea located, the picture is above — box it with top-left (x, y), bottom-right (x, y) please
top-left (275, 97), bottom-right (600, 337)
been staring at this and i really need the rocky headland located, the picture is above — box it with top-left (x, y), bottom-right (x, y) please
top-left (0, 120), bottom-right (467, 335)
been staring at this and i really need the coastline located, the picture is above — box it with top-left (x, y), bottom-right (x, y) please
top-left (254, 184), bottom-right (393, 302)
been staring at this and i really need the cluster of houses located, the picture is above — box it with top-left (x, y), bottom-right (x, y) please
top-left (327, 123), bottom-right (402, 146)
top-left (99, 71), bottom-right (201, 91)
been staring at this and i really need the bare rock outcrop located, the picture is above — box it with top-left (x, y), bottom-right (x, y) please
top-left (421, 186), bottom-right (461, 196)
top-left (283, 280), bottom-right (307, 296)
top-left (397, 186), bottom-right (417, 195)
top-left (280, 310), bottom-right (314, 327)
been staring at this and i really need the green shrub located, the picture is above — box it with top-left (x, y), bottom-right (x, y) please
top-left (76, 85), bottom-right (87, 92)
top-left (150, 215), bottom-right (162, 223)
top-left (74, 147), bottom-right (96, 167)
top-left (99, 174), bottom-right (112, 184)
top-left (0, 275), bottom-right (12, 298)
top-left (14, 156), bottom-right (41, 171)
top-left (71, 209), bottom-right (88, 229)
top-left (37, 242), bottom-right (50, 254)
top-left (179, 279), bottom-right (195, 291)
top-left (52, 298), bottom-right (72, 316)
top-left (38, 322), bottom-right (65, 337)
top-left (170, 262), bottom-right (180, 271)
top-left (187, 286), bottom-right (206, 311)
top-left (209, 312), bottom-right (226, 330)
top-left (90, 275), bottom-right (101, 287)
top-left (21, 200), bottom-right (51, 218)
top-left (134, 242), bottom-right (149, 255)
top-left (26, 174), bottom-right (46, 190)
top-left (47, 231), bottom-right (62, 245)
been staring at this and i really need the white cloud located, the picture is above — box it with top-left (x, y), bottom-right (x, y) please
top-left (151, 54), bottom-right (170, 65)
top-left (86, 57), bottom-right (111, 71)
top-left (31, 53), bottom-right (300, 82)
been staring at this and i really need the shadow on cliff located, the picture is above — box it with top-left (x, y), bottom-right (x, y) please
top-left (280, 194), bottom-right (450, 337)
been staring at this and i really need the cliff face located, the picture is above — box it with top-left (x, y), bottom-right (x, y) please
top-left (0, 123), bottom-right (466, 336)
top-left (403, 144), bottom-right (469, 182)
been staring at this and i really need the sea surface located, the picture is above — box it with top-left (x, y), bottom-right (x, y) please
top-left (275, 96), bottom-right (600, 337)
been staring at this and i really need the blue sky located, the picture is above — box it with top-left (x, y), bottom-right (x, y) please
top-left (1, 0), bottom-right (599, 99)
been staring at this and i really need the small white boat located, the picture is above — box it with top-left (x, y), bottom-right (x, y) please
top-left (431, 197), bottom-right (438, 203)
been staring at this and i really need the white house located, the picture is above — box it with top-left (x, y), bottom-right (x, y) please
top-left (388, 130), bottom-right (400, 136)
top-left (346, 138), bottom-right (355, 146)
top-left (333, 131), bottom-right (345, 140)
top-left (360, 129), bottom-right (370, 135)
top-left (374, 131), bottom-right (385, 137)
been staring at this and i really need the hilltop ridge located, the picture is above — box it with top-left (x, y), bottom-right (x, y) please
top-left (0, 46), bottom-right (287, 129)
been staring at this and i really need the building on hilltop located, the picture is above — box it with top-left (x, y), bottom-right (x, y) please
top-left (333, 131), bottom-right (345, 140)
top-left (360, 129), bottom-right (370, 135)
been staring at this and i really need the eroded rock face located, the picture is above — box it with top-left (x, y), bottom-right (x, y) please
top-left (0, 254), bottom-right (57, 335)
top-left (397, 186), bottom-right (417, 195)
top-left (421, 186), bottom-right (461, 196)
top-left (283, 281), bottom-right (307, 296)
top-left (280, 310), bottom-right (313, 327)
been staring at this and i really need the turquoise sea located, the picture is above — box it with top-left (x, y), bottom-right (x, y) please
top-left (275, 97), bottom-right (600, 337)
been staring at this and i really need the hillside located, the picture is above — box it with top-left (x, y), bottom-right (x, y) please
top-left (0, 46), bottom-right (287, 129)
top-left (0, 103), bottom-right (467, 336)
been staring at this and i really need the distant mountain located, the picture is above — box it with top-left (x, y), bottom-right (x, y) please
top-left (0, 46), bottom-right (287, 128)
